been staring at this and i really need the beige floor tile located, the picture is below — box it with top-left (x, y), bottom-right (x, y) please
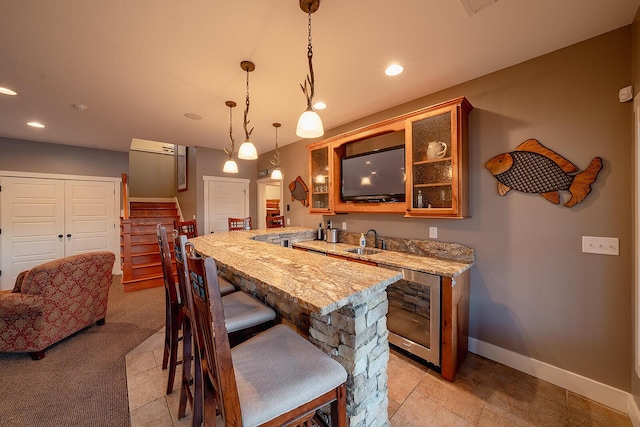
top-left (485, 383), bottom-right (569, 427)
top-left (477, 407), bottom-right (519, 427)
top-left (128, 365), bottom-right (170, 411)
top-left (126, 350), bottom-right (158, 377)
top-left (414, 370), bottom-right (488, 425)
top-left (126, 329), bottom-right (633, 427)
top-left (387, 350), bottom-right (428, 404)
top-left (567, 392), bottom-right (632, 427)
top-left (390, 391), bottom-right (474, 427)
top-left (130, 396), bottom-right (173, 427)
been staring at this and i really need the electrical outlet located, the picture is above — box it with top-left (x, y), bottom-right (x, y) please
top-left (342, 221), bottom-right (347, 230)
top-left (582, 236), bottom-right (619, 256)
top-left (429, 226), bottom-right (438, 239)
top-left (286, 218), bottom-right (290, 226)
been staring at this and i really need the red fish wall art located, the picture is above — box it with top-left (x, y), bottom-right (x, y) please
top-left (485, 139), bottom-right (602, 207)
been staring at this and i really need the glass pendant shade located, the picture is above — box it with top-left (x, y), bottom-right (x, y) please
top-left (270, 168), bottom-right (283, 180)
top-left (223, 159), bottom-right (238, 173)
top-left (238, 139), bottom-right (258, 160)
top-left (296, 108), bottom-right (324, 138)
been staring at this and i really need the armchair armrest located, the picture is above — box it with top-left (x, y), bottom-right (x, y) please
top-left (0, 293), bottom-right (45, 319)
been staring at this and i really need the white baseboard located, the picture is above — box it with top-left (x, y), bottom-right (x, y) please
top-left (630, 394), bottom-right (640, 427)
top-left (468, 337), bottom-right (630, 414)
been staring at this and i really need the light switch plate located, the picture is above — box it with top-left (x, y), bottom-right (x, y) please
top-left (429, 227), bottom-right (438, 239)
top-left (582, 236), bottom-right (619, 256)
top-left (286, 218), bottom-right (290, 226)
top-left (342, 221), bottom-right (347, 230)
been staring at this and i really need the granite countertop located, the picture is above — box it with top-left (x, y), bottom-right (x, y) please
top-left (292, 240), bottom-right (473, 278)
top-left (189, 227), bottom-right (402, 316)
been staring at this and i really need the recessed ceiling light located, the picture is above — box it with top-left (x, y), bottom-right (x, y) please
top-left (73, 103), bottom-right (89, 111)
top-left (0, 87), bottom-right (17, 96)
top-left (313, 101), bottom-right (326, 110)
top-left (27, 121), bottom-right (45, 128)
top-left (385, 64), bottom-right (404, 77)
top-left (184, 112), bottom-right (202, 120)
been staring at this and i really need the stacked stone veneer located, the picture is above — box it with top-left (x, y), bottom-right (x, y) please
top-left (309, 289), bottom-right (390, 427)
top-left (220, 230), bottom-right (392, 426)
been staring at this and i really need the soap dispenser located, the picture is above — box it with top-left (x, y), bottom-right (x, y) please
top-left (359, 233), bottom-right (366, 248)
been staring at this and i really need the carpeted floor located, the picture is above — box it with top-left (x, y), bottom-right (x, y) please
top-left (0, 276), bottom-right (164, 427)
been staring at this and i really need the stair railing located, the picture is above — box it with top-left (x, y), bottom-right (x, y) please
top-left (122, 173), bottom-right (130, 219)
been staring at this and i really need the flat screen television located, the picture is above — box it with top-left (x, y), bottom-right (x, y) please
top-left (341, 146), bottom-right (406, 202)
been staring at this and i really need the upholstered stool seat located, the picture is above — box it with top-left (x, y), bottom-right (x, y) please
top-left (222, 291), bottom-right (277, 333)
top-left (217, 276), bottom-right (236, 296)
top-left (232, 324), bottom-right (348, 426)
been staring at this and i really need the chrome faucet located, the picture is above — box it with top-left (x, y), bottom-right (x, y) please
top-left (366, 229), bottom-right (378, 249)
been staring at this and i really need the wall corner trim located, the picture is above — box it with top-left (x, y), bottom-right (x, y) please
top-left (468, 337), bottom-right (630, 414)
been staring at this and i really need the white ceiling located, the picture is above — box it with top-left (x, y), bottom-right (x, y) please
top-left (1, 0), bottom-right (638, 154)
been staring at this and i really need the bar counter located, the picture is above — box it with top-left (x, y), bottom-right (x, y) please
top-left (190, 227), bottom-right (402, 427)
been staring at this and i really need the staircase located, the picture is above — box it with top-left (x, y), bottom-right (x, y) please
top-left (121, 200), bottom-right (180, 292)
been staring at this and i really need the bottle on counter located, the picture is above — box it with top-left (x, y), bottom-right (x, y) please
top-left (359, 233), bottom-right (366, 248)
top-left (317, 223), bottom-right (324, 241)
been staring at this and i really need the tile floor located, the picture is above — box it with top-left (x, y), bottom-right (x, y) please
top-left (126, 328), bottom-right (632, 427)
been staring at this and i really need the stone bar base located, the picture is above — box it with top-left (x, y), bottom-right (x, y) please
top-left (310, 290), bottom-right (390, 427)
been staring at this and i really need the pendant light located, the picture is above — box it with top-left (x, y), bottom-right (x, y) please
top-left (223, 100), bottom-right (239, 173)
top-left (270, 122), bottom-right (283, 179)
top-left (237, 61), bottom-right (258, 160)
top-left (296, 0), bottom-right (324, 139)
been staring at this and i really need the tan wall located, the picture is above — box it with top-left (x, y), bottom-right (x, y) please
top-left (0, 137), bottom-right (128, 178)
top-left (260, 26), bottom-right (634, 391)
top-left (631, 4), bottom-right (640, 410)
top-left (128, 150), bottom-right (175, 198)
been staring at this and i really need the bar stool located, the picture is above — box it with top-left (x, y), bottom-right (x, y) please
top-left (172, 230), bottom-right (278, 423)
top-left (187, 252), bottom-right (347, 426)
top-left (173, 220), bottom-right (235, 296)
top-left (156, 225), bottom-right (183, 395)
top-left (266, 215), bottom-right (285, 228)
top-left (228, 216), bottom-right (252, 231)
top-left (173, 219), bottom-right (198, 239)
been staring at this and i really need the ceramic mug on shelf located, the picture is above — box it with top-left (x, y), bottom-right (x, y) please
top-left (426, 141), bottom-right (447, 160)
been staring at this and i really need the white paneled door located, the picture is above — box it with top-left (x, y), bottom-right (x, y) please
top-left (0, 176), bottom-right (118, 291)
top-left (203, 176), bottom-right (250, 233)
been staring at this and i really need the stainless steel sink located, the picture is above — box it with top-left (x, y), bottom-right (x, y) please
top-left (344, 247), bottom-right (382, 255)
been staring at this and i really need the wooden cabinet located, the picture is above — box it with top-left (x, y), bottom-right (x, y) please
top-left (307, 97), bottom-right (472, 218)
top-left (308, 141), bottom-right (333, 214)
top-left (406, 98), bottom-right (472, 218)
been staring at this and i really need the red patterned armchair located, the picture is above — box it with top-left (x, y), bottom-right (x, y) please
top-left (0, 251), bottom-right (115, 360)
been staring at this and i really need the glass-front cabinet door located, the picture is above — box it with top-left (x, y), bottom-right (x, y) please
top-left (308, 141), bottom-right (333, 214)
top-left (405, 98), bottom-right (471, 218)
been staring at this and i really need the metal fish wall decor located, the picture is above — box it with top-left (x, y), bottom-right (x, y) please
top-left (485, 139), bottom-right (602, 207)
top-left (289, 175), bottom-right (309, 207)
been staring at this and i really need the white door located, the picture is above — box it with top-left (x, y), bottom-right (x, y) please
top-left (64, 180), bottom-right (116, 255)
top-left (203, 176), bottom-right (250, 233)
top-left (0, 177), bottom-right (119, 291)
top-left (0, 177), bottom-right (65, 289)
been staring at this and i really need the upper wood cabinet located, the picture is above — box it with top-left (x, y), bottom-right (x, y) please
top-left (406, 98), bottom-right (472, 218)
top-left (307, 97), bottom-right (472, 218)
top-left (308, 140), bottom-right (333, 214)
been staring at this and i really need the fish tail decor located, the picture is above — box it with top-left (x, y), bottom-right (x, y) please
top-left (485, 139), bottom-right (603, 207)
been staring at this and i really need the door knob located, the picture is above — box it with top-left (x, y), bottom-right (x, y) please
top-left (66, 234), bottom-right (72, 238)
top-left (58, 234), bottom-right (63, 238)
